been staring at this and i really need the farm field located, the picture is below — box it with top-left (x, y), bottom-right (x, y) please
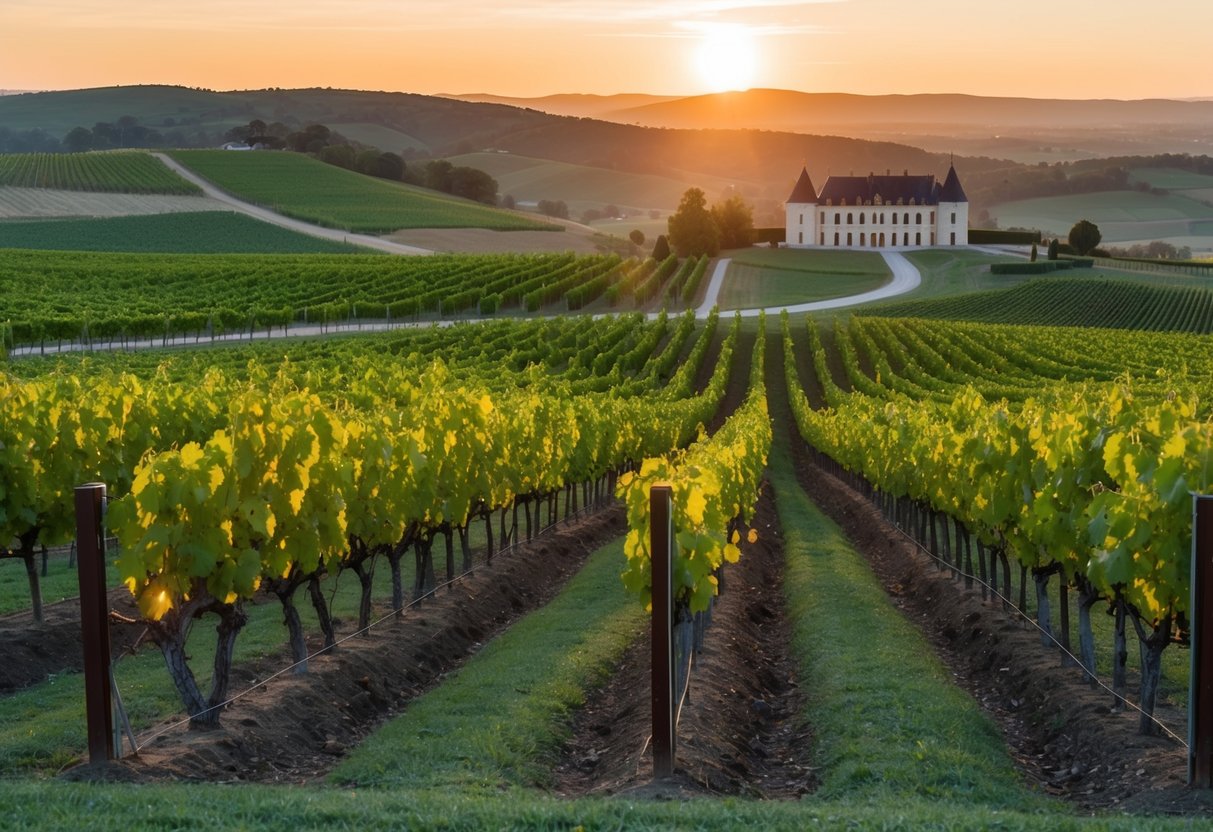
top-left (168, 150), bottom-right (559, 233)
top-left (0, 151), bottom-right (201, 195)
top-left (446, 150), bottom-right (748, 217)
top-left (0, 186), bottom-right (221, 218)
top-left (327, 122), bottom-right (429, 153)
top-left (989, 189), bottom-right (1213, 243)
top-left (718, 248), bottom-right (890, 309)
top-left (1128, 167), bottom-right (1213, 191)
top-left (0, 211), bottom-right (372, 254)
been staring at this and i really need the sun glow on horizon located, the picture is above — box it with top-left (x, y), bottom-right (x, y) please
top-left (694, 25), bottom-right (759, 93)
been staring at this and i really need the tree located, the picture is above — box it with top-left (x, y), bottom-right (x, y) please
top-left (501, 194), bottom-right (516, 210)
top-left (1047, 238), bottom-right (1060, 260)
top-left (319, 144), bottom-right (355, 170)
top-left (63, 126), bottom-right (94, 153)
top-left (710, 193), bottom-right (754, 250)
top-left (1068, 219), bottom-right (1102, 256)
top-left (448, 166), bottom-right (498, 204)
top-left (651, 234), bottom-right (671, 261)
top-left (629, 229), bottom-right (646, 248)
top-left (667, 188), bottom-right (719, 258)
top-left (537, 200), bottom-right (569, 220)
top-left (424, 160), bottom-right (453, 192)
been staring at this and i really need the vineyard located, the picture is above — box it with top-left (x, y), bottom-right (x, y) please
top-left (4, 244), bottom-right (1213, 827)
top-left (0, 249), bottom-right (706, 350)
top-left (0, 212), bottom-right (371, 254)
top-left (0, 151), bottom-right (202, 195)
top-left (167, 150), bottom-right (558, 232)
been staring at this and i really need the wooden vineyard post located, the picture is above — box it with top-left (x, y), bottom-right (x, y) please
top-left (650, 483), bottom-right (675, 780)
top-left (75, 483), bottom-right (114, 765)
top-left (1191, 495), bottom-right (1213, 789)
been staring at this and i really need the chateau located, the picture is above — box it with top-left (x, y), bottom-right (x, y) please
top-left (785, 164), bottom-right (968, 249)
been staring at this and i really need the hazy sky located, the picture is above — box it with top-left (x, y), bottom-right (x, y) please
top-left (2, 0), bottom-right (1209, 99)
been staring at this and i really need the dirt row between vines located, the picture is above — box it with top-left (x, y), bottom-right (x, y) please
top-left (789, 444), bottom-right (1213, 816)
top-left (68, 505), bottom-right (627, 784)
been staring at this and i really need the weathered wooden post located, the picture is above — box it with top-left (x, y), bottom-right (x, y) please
top-left (650, 483), bottom-right (675, 780)
top-left (75, 482), bottom-right (114, 765)
top-left (1190, 495), bottom-right (1213, 789)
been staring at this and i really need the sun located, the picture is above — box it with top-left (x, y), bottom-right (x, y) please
top-left (694, 26), bottom-right (759, 93)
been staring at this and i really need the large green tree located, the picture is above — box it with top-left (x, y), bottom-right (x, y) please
top-left (711, 193), bottom-right (754, 250)
top-left (667, 188), bottom-right (719, 257)
top-left (1068, 219), bottom-right (1102, 255)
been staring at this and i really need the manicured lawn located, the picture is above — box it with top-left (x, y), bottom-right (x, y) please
top-left (718, 249), bottom-right (890, 309)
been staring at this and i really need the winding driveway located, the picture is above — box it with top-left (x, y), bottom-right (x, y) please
top-left (694, 250), bottom-right (922, 318)
top-left (152, 153), bottom-right (433, 255)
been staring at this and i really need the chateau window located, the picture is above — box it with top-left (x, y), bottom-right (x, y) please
top-left (860, 232), bottom-right (866, 246)
top-left (834, 213), bottom-right (840, 224)
top-left (820, 232), bottom-right (825, 245)
top-left (879, 232), bottom-right (885, 246)
top-left (951, 212), bottom-right (956, 224)
top-left (799, 214), bottom-right (803, 225)
top-left (892, 213), bottom-right (898, 225)
top-left (931, 232), bottom-right (936, 245)
top-left (903, 232), bottom-right (909, 245)
top-left (880, 212), bottom-right (885, 224)
top-left (916, 212), bottom-right (922, 225)
top-left (950, 232), bottom-right (956, 245)
top-left (820, 212), bottom-right (825, 224)
top-left (834, 232), bottom-right (840, 246)
top-left (930, 211), bottom-right (935, 224)
top-left (847, 232), bottom-right (853, 246)
top-left (903, 213), bottom-right (909, 224)
top-left (847, 212), bottom-right (853, 224)
top-left (860, 213), bottom-right (865, 224)
top-left (799, 231), bottom-right (803, 244)
top-left (916, 232), bottom-right (922, 245)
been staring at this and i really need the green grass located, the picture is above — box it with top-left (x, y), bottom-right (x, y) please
top-left (719, 249), bottom-right (890, 310)
top-left (447, 151), bottom-right (747, 216)
top-left (1128, 167), bottom-right (1213, 191)
top-left (0, 151), bottom-right (200, 195)
top-left (328, 123), bottom-right (429, 153)
top-left (0, 551), bottom-right (103, 615)
top-left (332, 535), bottom-right (644, 790)
top-left (768, 438), bottom-right (1044, 807)
top-left (168, 150), bottom-right (559, 233)
top-left (990, 190), bottom-right (1213, 242)
top-left (0, 212), bottom-right (373, 254)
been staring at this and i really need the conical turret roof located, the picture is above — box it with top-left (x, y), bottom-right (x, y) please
top-left (939, 164), bottom-right (968, 202)
top-left (787, 167), bottom-right (818, 204)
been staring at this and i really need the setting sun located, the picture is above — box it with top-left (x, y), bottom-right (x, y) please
top-left (694, 25), bottom-right (759, 93)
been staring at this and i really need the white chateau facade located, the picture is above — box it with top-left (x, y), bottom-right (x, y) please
top-left (785, 165), bottom-right (968, 249)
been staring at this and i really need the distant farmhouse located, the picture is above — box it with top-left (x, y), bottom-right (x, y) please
top-left (785, 164), bottom-right (968, 248)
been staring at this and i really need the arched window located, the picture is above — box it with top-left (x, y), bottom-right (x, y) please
top-left (879, 233), bottom-right (885, 246)
top-left (860, 232), bottom-right (866, 246)
top-left (834, 232), bottom-right (839, 246)
top-left (860, 213), bottom-right (865, 225)
top-left (892, 213), bottom-right (897, 225)
top-left (903, 213), bottom-right (909, 224)
top-left (916, 212), bottom-right (922, 224)
top-left (880, 212), bottom-right (885, 224)
top-left (915, 232), bottom-right (922, 245)
top-left (903, 232), bottom-right (909, 245)
top-left (847, 232), bottom-right (853, 246)
top-left (834, 213), bottom-right (840, 224)
top-left (847, 212), bottom-right (853, 224)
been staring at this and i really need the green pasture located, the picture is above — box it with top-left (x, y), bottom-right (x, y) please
top-left (0, 212), bottom-right (371, 254)
top-left (1128, 167), bottom-right (1213, 191)
top-left (447, 151), bottom-right (746, 215)
top-left (328, 123), bottom-right (429, 153)
top-left (990, 190), bottom-right (1213, 241)
top-left (715, 248), bottom-right (889, 309)
top-left (168, 150), bottom-right (559, 233)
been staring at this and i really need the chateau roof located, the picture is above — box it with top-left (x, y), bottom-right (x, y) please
top-left (939, 163), bottom-right (968, 202)
top-left (818, 172), bottom-right (943, 206)
top-left (787, 167), bottom-right (818, 204)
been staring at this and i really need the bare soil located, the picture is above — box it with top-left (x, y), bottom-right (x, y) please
top-left (791, 448), bottom-right (1213, 817)
top-left (0, 586), bottom-right (147, 694)
top-left (63, 506), bottom-right (626, 784)
top-left (552, 486), bottom-right (815, 799)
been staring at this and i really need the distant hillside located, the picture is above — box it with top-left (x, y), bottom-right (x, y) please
top-left (439, 93), bottom-right (678, 119)
top-left (0, 85), bottom-right (1011, 209)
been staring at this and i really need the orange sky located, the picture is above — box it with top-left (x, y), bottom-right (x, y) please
top-left (2, 1), bottom-right (1210, 99)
